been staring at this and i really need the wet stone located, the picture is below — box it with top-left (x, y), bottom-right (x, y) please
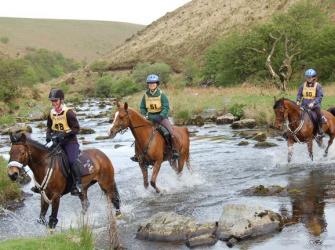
top-left (254, 141), bottom-right (278, 148)
top-left (217, 204), bottom-right (283, 242)
top-left (95, 135), bottom-right (110, 140)
top-left (136, 212), bottom-right (217, 242)
top-left (79, 127), bottom-right (96, 134)
top-left (231, 119), bottom-right (256, 129)
top-left (238, 141), bottom-right (249, 146)
top-left (252, 132), bottom-right (267, 142)
top-left (216, 113), bottom-right (237, 125)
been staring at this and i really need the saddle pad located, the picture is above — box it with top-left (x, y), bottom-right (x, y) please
top-left (79, 153), bottom-right (94, 176)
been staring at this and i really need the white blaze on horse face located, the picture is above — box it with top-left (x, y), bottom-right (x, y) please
top-left (108, 111), bottom-right (119, 135)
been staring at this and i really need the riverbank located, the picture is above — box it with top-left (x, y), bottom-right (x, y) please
top-left (0, 225), bottom-right (93, 250)
top-left (0, 156), bottom-right (21, 210)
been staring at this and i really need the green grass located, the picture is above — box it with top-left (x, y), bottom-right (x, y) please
top-left (0, 225), bottom-right (94, 250)
top-left (0, 156), bottom-right (21, 207)
top-left (121, 84), bottom-right (335, 126)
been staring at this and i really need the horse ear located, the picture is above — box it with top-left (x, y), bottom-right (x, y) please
top-left (124, 102), bottom-right (128, 110)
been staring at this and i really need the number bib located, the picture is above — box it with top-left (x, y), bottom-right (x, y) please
top-left (145, 93), bottom-right (162, 113)
top-left (303, 82), bottom-right (318, 100)
top-left (50, 106), bottom-right (71, 132)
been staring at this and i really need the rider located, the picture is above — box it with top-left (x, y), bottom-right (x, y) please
top-left (134, 74), bottom-right (180, 160)
top-left (32, 88), bottom-right (82, 196)
top-left (296, 68), bottom-right (327, 138)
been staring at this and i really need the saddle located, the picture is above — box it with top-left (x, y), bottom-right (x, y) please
top-left (49, 145), bottom-right (94, 195)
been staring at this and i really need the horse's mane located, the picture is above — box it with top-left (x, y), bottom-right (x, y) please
top-left (127, 107), bottom-right (153, 125)
top-left (273, 98), bottom-right (297, 109)
top-left (26, 137), bottom-right (49, 151)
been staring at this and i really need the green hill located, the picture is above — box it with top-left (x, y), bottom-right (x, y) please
top-left (0, 17), bottom-right (144, 62)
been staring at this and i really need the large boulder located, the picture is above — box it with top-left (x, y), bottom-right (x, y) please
top-left (231, 119), bottom-right (256, 129)
top-left (216, 113), bottom-right (237, 125)
top-left (217, 204), bottom-right (283, 241)
top-left (136, 212), bottom-right (217, 242)
top-left (200, 108), bottom-right (218, 122)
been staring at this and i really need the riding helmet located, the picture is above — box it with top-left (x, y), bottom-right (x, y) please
top-left (48, 89), bottom-right (64, 101)
top-left (304, 69), bottom-right (317, 78)
top-left (146, 74), bottom-right (160, 84)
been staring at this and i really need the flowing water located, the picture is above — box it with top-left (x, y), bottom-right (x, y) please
top-left (1, 100), bottom-right (335, 249)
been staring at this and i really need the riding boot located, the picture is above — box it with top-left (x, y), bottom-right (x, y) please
top-left (317, 123), bottom-right (325, 138)
top-left (71, 160), bottom-right (82, 196)
top-left (171, 136), bottom-right (180, 160)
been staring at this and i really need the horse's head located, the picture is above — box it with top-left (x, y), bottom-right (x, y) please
top-left (273, 98), bottom-right (288, 130)
top-left (109, 102), bottom-right (131, 139)
top-left (7, 132), bottom-right (30, 181)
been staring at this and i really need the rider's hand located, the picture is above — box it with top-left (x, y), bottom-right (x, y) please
top-left (152, 115), bottom-right (163, 123)
top-left (308, 102), bottom-right (314, 108)
top-left (296, 101), bottom-right (300, 106)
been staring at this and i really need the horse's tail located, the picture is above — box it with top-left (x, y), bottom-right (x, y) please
top-left (184, 128), bottom-right (192, 172)
top-left (112, 181), bottom-right (121, 210)
top-left (327, 107), bottom-right (335, 117)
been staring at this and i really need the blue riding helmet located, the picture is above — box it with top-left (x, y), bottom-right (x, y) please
top-left (146, 74), bottom-right (160, 84)
top-left (305, 69), bottom-right (317, 78)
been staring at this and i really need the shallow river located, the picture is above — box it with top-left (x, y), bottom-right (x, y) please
top-left (1, 100), bottom-right (335, 250)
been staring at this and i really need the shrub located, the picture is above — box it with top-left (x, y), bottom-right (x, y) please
top-left (132, 62), bottom-right (172, 84)
top-left (229, 103), bottom-right (245, 119)
top-left (95, 75), bottom-right (113, 98)
top-left (89, 60), bottom-right (109, 77)
top-left (0, 36), bottom-right (9, 44)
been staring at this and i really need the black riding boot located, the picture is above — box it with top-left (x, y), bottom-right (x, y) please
top-left (71, 160), bottom-right (82, 196)
top-left (171, 136), bottom-right (180, 160)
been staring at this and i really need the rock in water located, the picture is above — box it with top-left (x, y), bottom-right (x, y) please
top-left (217, 204), bottom-right (283, 241)
top-left (136, 212), bottom-right (216, 242)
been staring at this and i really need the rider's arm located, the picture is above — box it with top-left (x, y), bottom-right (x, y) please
top-left (160, 93), bottom-right (170, 119)
top-left (140, 95), bottom-right (147, 116)
top-left (315, 84), bottom-right (324, 105)
top-left (65, 110), bottom-right (80, 136)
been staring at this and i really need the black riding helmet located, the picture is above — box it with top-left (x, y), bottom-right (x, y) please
top-left (48, 89), bottom-right (64, 101)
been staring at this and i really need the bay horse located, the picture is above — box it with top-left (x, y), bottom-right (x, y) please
top-left (108, 102), bottom-right (191, 193)
top-left (7, 132), bottom-right (121, 229)
top-left (273, 98), bottom-right (335, 162)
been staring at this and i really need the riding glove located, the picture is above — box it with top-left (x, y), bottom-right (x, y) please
top-left (308, 102), bottom-right (314, 108)
top-left (152, 115), bottom-right (163, 123)
top-left (46, 133), bottom-right (52, 143)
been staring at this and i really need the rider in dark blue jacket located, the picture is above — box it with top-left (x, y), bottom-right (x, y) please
top-left (296, 69), bottom-right (327, 138)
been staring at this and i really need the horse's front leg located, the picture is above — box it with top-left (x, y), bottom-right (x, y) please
top-left (324, 135), bottom-right (334, 157)
top-left (48, 195), bottom-right (60, 229)
top-left (287, 139), bottom-right (294, 163)
top-left (150, 160), bottom-right (163, 193)
top-left (139, 161), bottom-right (149, 189)
top-left (37, 197), bottom-right (49, 225)
top-left (307, 139), bottom-right (313, 161)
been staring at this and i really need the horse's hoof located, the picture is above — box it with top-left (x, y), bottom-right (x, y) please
top-left (37, 217), bottom-right (47, 226)
top-left (155, 188), bottom-right (160, 193)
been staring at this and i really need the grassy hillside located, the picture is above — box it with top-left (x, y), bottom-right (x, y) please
top-left (104, 0), bottom-right (334, 72)
top-left (0, 17), bottom-right (144, 62)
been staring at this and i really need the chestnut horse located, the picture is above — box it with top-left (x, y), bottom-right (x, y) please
top-left (273, 98), bottom-right (335, 162)
top-left (108, 102), bottom-right (191, 193)
top-left (7, 132), bottom-right (121, 228)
